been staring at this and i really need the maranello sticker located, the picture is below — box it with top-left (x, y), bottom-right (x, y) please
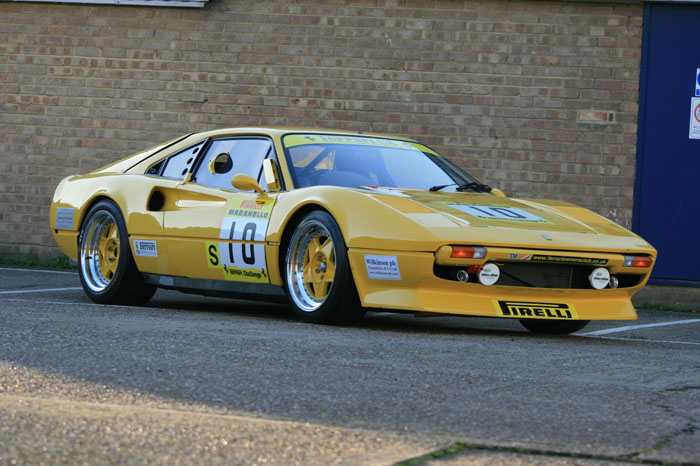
top-left (364, 255), bottom-right (402, 280)
top-left (133, 240), bottom-right (158, 257)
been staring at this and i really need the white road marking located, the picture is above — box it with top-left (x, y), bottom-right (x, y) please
top-left (0, 297), bottom-right (145, 310)
top-left (580, 319), bottom-right (700, 336)
top-left (579, 335), bottom-right (700, 346)
top-left (0, 287), bottom-right (82, 295)
top-left (0, 267), bottom-right (76, 275)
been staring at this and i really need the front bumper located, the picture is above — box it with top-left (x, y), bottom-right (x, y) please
top-left (348, 248), bottom-right (651, 321)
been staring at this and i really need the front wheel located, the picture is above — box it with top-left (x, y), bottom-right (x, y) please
top-left (519, 319), bottom-right (590, 334)
top-left (285, 211), bottom-right (363, 324)
top-left (78, 200), bottom-right (156, 306)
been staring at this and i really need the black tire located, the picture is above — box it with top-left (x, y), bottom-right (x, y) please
top-left (519, 319), bottom-right (590, 334)
top-left (78, 199), bottom-right (156, 306)
top-left (284, 210), bottom-right (364, 324)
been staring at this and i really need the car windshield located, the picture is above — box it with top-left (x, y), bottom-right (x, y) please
top-left (282, 134), bottom-right (476, 191)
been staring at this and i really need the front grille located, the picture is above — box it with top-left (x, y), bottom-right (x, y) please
top-left (434, 262), bottom-right (642, 289)
top-left (499, 262), bottom-right (580, 288)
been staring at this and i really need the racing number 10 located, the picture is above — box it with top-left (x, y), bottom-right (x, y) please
top-left (469, 205), bottom-right (526, 219)
top-left (450, 204), bottom-right (547, 223)
top-left (207, 215), bottom-right (268, 272)
top-left (228, 221), bottom-right (256, 265)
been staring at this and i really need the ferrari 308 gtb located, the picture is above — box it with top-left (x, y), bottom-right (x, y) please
top-left (50, 128), bottom-right (656, 333)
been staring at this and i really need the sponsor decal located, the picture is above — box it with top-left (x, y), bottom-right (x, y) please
top-left (240, 199), bottom-right (266, 210)
top-left (283, 134), bottom-right (418, 151)
top-left (589, 267), bottom-right (611, 290)
top-left (494, 300), bottom-right (579, 320)
top-left (508, 253), bottom-right (518, 260)
top-left (364, 255), bottom-right (402, 280)
top-left (530, 254), bottom-right (608, 265)
top-left (133, 240), bottom-right (158, 257)
top-left (207, 196), bottom-right (275, 284)
top-left (227, 198), bottom-right (270, 219)
top-left (478, 263), bottom-right (500, 286)
top-left (447, 204), bottom-right (547, 223)
top-left (55, 207), bottom-right (75, 229)
top-left (207, 241), bottom-right (268, 283)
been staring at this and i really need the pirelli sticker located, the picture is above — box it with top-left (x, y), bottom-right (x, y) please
top-left (494, 300), bottom-right (579, 320)
top-left (206, 196), bottom-right (275, 283)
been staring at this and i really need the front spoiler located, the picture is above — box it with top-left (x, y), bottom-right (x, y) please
top-left (348, 249), bottom-right (639, 321)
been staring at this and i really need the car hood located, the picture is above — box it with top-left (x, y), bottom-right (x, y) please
top-left (355, 187), bottom-right (653, 253)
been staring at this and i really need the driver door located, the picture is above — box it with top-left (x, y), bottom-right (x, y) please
top-left (162, 137), bottom-right (277, 285)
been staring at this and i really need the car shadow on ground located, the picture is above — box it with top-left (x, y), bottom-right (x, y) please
top-left (143, 289), bottom-right (538, 337)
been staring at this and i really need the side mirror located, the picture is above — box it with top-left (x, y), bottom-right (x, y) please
top-left (491, 188), bottom-right (507, 198)
top-left (209, 152), bottom-right (233, 174)
top-left (232, 174), bottom-right (266, 195)
top-left (262, 158), bottom-right (281, 192)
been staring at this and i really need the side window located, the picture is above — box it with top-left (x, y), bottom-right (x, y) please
top-left (195, 138), bottom-right (271, 191)
top-left (158, 142), bottom-right (205, 180)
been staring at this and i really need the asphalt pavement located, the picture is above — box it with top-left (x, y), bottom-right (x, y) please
top-left (0, 267), bottom-right (698, 465)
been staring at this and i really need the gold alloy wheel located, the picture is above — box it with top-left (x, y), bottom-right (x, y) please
top-left (287, 220), bottom-right (337, 312)
top-left (80, 210), bottom-right (120, 293)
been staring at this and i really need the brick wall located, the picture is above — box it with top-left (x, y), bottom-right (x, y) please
top-left (0, 0), bottom-right (643, 260)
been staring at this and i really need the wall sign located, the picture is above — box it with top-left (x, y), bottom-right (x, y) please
top-left (690, 97), bottom-right (700, 140)
top-left (696, 68), bottom-right (700, 97)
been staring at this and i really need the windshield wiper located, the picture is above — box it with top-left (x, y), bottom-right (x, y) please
top-left (429, 182), bottom-right (492, 193)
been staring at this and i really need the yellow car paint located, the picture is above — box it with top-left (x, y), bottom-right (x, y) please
top-left (51, 127), bottom-right (657, 324)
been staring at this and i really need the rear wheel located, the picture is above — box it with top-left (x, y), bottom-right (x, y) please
top-left (78, 200), bottom-right (156, 305)
top-left (519, 319), bottom-right (590, 334)
top-left (285, 211), bottom-right (363, 324)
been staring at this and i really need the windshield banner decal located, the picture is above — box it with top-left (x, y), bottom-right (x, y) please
top-left (283, 134), bottom-right (423, 151)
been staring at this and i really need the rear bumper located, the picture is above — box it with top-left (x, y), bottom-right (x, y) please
top-left (52, 230), bottom-right (79, 262)
top-left (349, 248), bottom-right (642, 321)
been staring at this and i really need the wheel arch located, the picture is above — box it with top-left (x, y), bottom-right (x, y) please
top-left (276, 204), bottom-right (364, 324)
top-left (75, 193), bottom-right (156, 306)
top-left (76, 195), bottom-right (125, 246)
top-left (276, 203), bottom-right (335, 287)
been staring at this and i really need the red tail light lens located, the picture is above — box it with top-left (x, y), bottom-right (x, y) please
top-left (623, 255), bottom-right (653, 268)
top-left (451, 246), bottom-right (487, 259)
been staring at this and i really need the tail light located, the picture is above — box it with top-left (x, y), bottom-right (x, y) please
top-left (623, 255), bottom-right (653, 268)
top-left (450, 246), bottom-right (487, 259)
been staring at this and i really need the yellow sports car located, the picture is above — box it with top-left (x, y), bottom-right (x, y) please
top-left (50, 128), bottom-right (656, 333)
